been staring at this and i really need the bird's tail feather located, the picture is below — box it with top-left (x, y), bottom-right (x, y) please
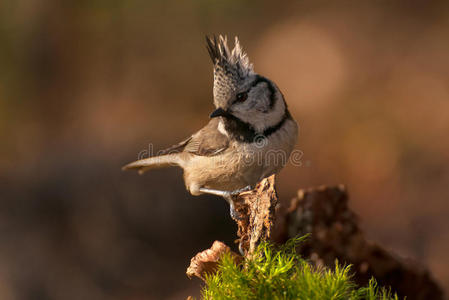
top-left (122, 154), bottom-right (182, 175)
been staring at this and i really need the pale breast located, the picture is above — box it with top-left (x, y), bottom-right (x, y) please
top-left (183, 143), bottom-right (263, 191)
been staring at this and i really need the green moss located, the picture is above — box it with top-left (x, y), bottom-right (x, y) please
top-left (201, 236), bottom-right (400, 300)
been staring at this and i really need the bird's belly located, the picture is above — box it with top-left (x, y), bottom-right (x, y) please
top-left (184, 150), bottom-right (263, 192)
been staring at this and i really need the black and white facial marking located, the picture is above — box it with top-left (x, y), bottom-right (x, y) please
top-left (225, 75), bottom-right (286, 134)
top-left (212, 75), bottom-right (291, 143)
top-left (227, 75), bottom-right (286, 132)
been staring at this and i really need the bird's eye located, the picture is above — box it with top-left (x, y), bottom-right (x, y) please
top-left (235, 92), bottom-right (248, 103)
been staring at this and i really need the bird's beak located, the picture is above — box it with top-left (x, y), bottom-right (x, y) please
top-left (210, 107), bottom-right (228, 119)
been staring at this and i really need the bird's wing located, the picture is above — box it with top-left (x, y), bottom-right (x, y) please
top-left (158, 136), bottom-right (193, 155)
top-left (159, 118), bottom-right (229, 156)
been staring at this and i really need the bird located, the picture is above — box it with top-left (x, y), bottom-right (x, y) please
top-left (123, 35), bottom-right (298, 219)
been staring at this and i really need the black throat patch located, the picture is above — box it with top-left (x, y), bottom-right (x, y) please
top-left (222, 110), bottom-right (291, 143)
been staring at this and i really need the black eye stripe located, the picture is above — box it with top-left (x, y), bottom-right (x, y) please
top-left (251, 75), bottom-right (268, 88)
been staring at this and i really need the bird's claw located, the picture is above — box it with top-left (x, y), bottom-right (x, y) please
top-left (225, 186), bottom-right (254, 220)
top-left (230, 185), bottom-right (252, 196)
top-left (229, 201), bottom-right (243, 220)
top-left (238, 241), bottom-right (245, 256)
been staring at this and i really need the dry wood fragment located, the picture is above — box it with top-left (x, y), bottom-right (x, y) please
top-left (186, 241), bottom-right (242, 281)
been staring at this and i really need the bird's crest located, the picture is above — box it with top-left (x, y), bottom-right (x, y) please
top-left (206, 35), bottom-right (253, 77)
top-left (206, 35), bottom-right (254, 107)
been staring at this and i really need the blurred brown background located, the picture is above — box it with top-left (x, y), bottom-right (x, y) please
top-left (1, 0), bottom-right (448, 299)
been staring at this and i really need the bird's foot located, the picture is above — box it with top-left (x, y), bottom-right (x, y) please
top-left (228, 199), bottom-right (243, 221)
top-left (198, 186), bottom-right (253, 220)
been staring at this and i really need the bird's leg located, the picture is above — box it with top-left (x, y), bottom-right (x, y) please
top-left (228, 185), bottom-right (253, 195)
top-left (199, 185), bottom-right (253, 220)
top-left (199, 187), bottom-right (240, 219)
top-left (198, 185), bottom-right (252, 198)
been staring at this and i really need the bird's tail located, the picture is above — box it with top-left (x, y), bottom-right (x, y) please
top-left (122, 154), bottom-right (183, 175)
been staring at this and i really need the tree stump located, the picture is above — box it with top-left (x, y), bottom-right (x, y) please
top-left (186, 175), bottom-right (278, 280)
top-left (275, 185), bottom-right (444, 300)
top-left (186, 182), bottom-right (444, 300)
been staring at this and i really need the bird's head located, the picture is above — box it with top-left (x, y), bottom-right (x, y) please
top-left (206, 35), bottom-right (287, 136)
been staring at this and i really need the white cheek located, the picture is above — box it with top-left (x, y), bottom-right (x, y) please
top-left (247, 96), bottom-right (287, 132)
top-left (250, 90), bottom-right (268, 111)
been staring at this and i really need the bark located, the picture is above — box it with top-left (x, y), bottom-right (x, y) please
top-left (231, 175), bottom-right (278, 256)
